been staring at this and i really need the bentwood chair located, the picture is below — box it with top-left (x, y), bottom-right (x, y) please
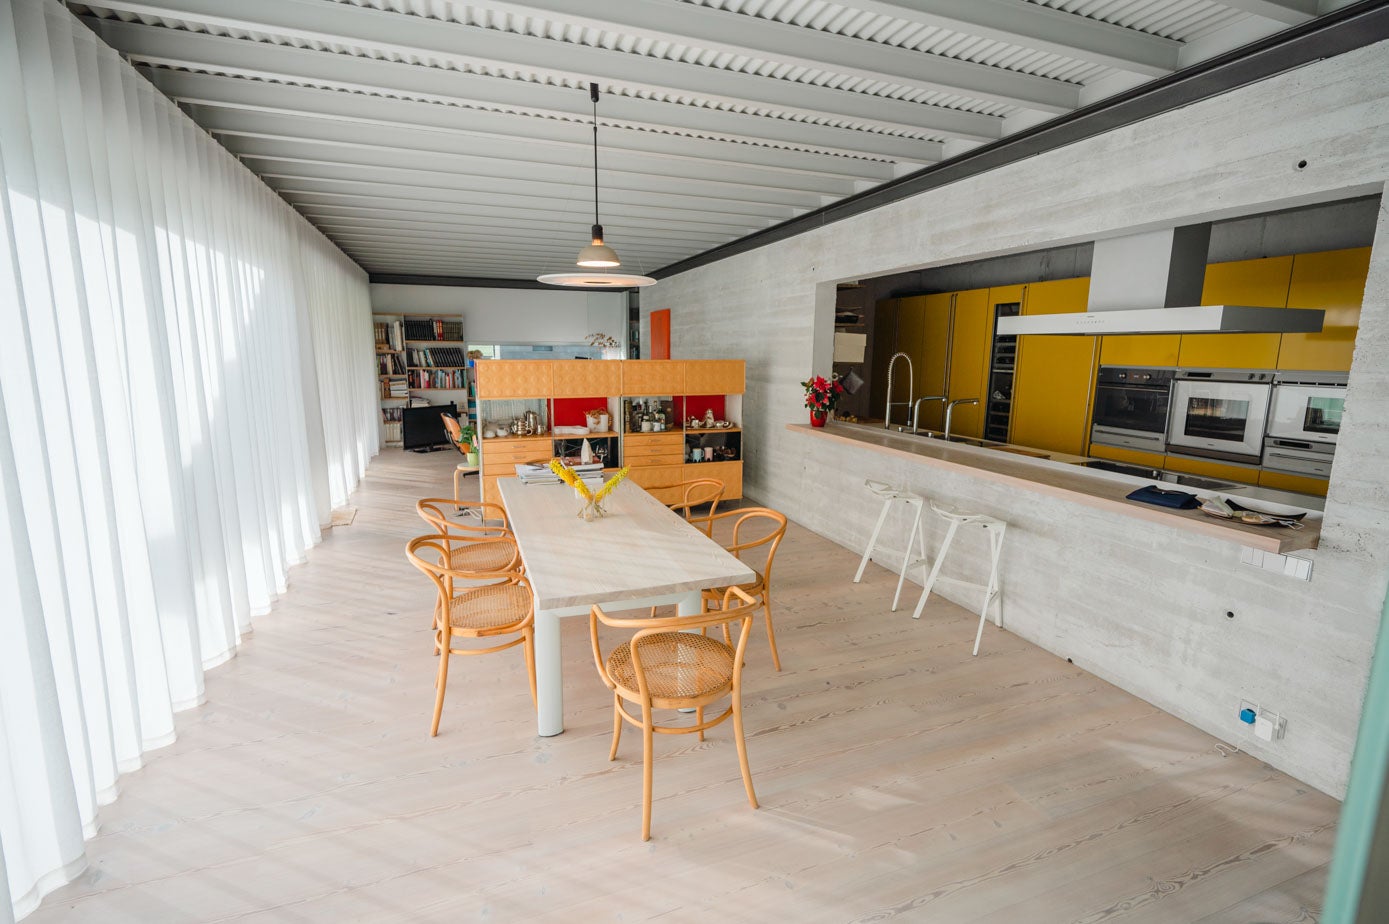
top-left (406, 535), bottom-right (536, 736)
top-left (646, 478), bottom-right (725, 536)
top-left (590, 586), bottom-right (760, 841)
top-left (440, 414), bottom-right (480, 505)
top-left (416, 497), bottom-right (520, 575)
top-left (699, 508), bottom-right (789, 671)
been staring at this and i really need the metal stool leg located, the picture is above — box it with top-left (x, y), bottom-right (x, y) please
top-left (911, 519), bottom-right (958, 620)
top-left (854, 496), bottom-right (894, 584)
top-left (972, 523), bottom-right (1006, 656)
top-left (891, 500), bottom-right (926, 612)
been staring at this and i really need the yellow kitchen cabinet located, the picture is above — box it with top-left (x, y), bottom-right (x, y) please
top-left (684, 359), bottom-right (745, 395)
top-left (896, 294), bottom-right (929, 417)
top-left (946, 287), bottom-right (994, 439)
top-left (913, 293), bottom-right (954, 431)
top-left (626, 464), bottom-right (686, 505)
top-left (551, 359), bottom-right (621, 398)
top-left (869, 298), bottom-right (900, 420)
top-left (1258, 469), bottom-right (1329, 497)
top-left (1089, 444), bottom-right (1166, 470)
top-left (1178, 256), bottom-right (1292, 369)
top-left (1164, 454), bottom-right (1260, 485)
top-left (1010, 277), bottom-right (1097, 455)
top-left (622, 359), bottom-right (684, 395)
top-left (1279, 247), bottom-right (1370, 372)
top-left (473, 359), bottom-right (553, 398)
top-left (1099, 334), bottom-right (1181, 367)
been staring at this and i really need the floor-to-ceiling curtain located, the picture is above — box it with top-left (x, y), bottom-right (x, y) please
top-left (0, 2), bottom-right (378, 919)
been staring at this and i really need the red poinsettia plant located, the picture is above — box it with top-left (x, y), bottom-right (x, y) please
top-left (801, 373), bottom-right (845, 414)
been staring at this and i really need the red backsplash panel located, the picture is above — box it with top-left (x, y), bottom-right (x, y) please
top-left (553, 397), bottom-right (610, 427)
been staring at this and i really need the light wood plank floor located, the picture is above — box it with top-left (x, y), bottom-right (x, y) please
top-left (30, 450), bottom-right (1338, 923)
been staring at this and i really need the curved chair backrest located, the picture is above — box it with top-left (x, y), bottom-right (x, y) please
top-left (440, 413), bottom-right (469, 458)
top-left (648, 478), bottom-right (725, 534)
top-left (416, 497), bottom-right (510, 537)
top-left (703, 507), bottom-right (787, 583)
top-left (406, 534), bottom-right (527, 607)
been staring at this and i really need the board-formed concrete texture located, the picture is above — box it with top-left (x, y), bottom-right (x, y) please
top-left (646, 39), bottom-right (1389, 798)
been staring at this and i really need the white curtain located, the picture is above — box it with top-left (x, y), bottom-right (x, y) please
top-left (0, 1), bottom-right (379, 919)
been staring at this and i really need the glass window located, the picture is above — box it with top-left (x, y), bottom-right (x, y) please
top-left (1304, 396), bottom-right (1344, 434)
top-left (1183, 397), bottom-right (1250, 441)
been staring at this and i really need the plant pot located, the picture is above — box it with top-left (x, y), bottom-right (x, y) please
top-left (810, 410), bottom-right (828, 428)
top-left (465, 451), bottom-right (479, 466)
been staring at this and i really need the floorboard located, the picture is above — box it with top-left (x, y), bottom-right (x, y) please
top-left (27, 449), bottom-right (1339, 923)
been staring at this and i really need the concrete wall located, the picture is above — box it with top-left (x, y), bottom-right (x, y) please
top-left (645, 40), bottom-right (1389, 798)
top-left (371, 284), bottom-right (627, 352)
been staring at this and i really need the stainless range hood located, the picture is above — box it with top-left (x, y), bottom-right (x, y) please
top-left (996, 226), bottom-right (1325, 336)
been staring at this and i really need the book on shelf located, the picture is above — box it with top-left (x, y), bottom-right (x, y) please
top-left (387, 379), bottom-right (409, 398)
top-left (374, 319), bottom-right (404, 351)
top-left (377, 353), bottom-right (407, 375)
top-left (383, 420), bottom-right (402, 444)
top-left (406, 346), bottom-right (468, 367)
top-left (409, 368), bottom-right (468, 389)
top-left (403, 317), bottom-right (464, 342)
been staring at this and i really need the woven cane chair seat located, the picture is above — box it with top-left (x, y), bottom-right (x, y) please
top-left (449, 538), bottom-right (518, 574)
top-left (448, 582), bottom-right (532, 633)
top-left (606, 632), bottom-right (735, 702)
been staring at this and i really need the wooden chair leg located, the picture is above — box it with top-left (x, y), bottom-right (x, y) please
top-left (696, 705), bottom-right (705, 742)
top-left (454, 467), bottom-right (463, 506)
top-left (522, 628), bottom-right (537, 709)
top-left (762, 596), bottom-right (782, 672)
top-left (430, 639), bottom-right (450, 737)
top-left (609, 693), bottom-right (624, 761)
top-left (731, 686), bottom-right (758, 810)
top-left (641, 704), bottom-right (655, 842)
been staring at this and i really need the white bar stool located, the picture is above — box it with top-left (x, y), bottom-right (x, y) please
top-left (853, 480), bottom-right (932, 612)
top-left (910, 504), bottom-right (1007, 656)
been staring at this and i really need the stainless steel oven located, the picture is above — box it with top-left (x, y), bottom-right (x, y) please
top-left (1166, 369), bottom-right (1273, 465)
top-left (1262, 372), bottom-right (1346, 477)
top-left (1090, 366), bottom-right (1174, 453)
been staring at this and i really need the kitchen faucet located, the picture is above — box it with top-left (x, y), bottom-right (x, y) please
top-left (911, 395), bottom-right (947, 434)
top-left (883, 352), bottom-right (913, 429)
top-left (943, 398), bottom-right (979, 441)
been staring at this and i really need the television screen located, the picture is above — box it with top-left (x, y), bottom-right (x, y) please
top-left (402, 403), bottom-right (457, 451)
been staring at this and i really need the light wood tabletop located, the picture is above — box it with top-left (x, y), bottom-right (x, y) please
top-left (498, 479), bottom-right (754, 736)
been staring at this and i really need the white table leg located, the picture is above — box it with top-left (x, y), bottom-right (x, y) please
top-left (535, 608), bottom-right (564, 737)
top-left (676, 589), bottom-right (702, 617)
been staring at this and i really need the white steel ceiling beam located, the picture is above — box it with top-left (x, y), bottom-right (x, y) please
top-left (267, 179), bottom-right (777, 228)
top-left (285, 197), bottom-right (763, 237)
top-left (1213, 0), bottom-right (1318, 26)
top-left (836, 0), bottom-right (1180, 77)
top-left (186, 106), bottom-right (867, 198)
top-left (144, 68), bottom-right (900, 183)
top-left (445, 0), bottom-right (1078, 112)
top-left (303, 214), bottom-right (738, 246)
top-left (87, 6), bottom-right (997, 148)
top-left (225, 146), bottom-right (822, 211)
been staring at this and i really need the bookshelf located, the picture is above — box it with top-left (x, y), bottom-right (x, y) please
top-left (373, 314), bottom-right (407, 445)
top-left (374, 313), bottom-right (478, 448)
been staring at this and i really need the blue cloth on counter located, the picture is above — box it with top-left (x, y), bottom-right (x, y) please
top-left (1125, 485), bottom-right (1201, 509)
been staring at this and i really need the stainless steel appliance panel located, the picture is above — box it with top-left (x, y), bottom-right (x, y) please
top-left (1166, 369), bottom-right (1272, 463)
top-left (1090, 366), bottom-right (1173, 453)
top-left (1267, 379), bottom-right (1347, 446)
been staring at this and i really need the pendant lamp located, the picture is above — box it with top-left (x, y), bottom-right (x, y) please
top-left (538, 83), bottom-right (656, 288)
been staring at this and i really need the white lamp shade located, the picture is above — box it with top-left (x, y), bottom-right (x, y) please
top-left (576, 241), bottom-right (620, 267)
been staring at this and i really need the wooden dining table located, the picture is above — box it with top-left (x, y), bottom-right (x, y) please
top-left (498, 479), bottom-right (755, 737)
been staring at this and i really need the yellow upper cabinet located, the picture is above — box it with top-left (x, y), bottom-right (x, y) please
top-left (947, 287), bottom-right (994, 439)
top-left (869, 298), bottom-right (900, 420)
top-left (551, 359), bottom-right (621, 398)
top-left (683, 359), bottom-right (745, 395)
top-left (1099, 333), bottom-right (1181, 368)
top-left (1178, 256), bottom-right (1292, 369)
top-left (1011, 277), bottom-right (1097, 456)
top-left (474, 360), bottom-right (553, 398)
top-left (1279, 247), bottom-right (1371, 372)
top-left (621, 360), bottom-right (684, 395)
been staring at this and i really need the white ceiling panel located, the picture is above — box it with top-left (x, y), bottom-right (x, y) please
top-left (71, 0), bottom-right (1339, 279)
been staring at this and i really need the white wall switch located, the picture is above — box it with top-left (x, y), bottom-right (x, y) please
top-left (1239, 548), bottom-right (1312, 582)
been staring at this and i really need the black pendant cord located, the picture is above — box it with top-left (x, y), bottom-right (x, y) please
top-left (590, 81), bottom-right (601, 241)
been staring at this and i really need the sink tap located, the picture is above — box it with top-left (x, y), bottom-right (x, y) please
top-left (911, 395), bottom-right (947, 434)
top-left (943, 398), bottom-right (979, 441)
top-left (884, 352), bottom-right (913, 429)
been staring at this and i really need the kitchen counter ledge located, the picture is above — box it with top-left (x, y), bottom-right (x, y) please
top-left (788, 422), bottom-right (1321, 554)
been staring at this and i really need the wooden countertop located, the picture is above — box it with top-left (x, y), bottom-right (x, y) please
top-left (788, 422), bottom-right (1321, 553)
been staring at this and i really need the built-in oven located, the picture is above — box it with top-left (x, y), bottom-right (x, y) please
top-left (1166, 368), bottom-right (1273, 465)
top-left (1090, 366), bottom-right (1174, 453)
top-left (1262, 372), bottom-right (1346, 478)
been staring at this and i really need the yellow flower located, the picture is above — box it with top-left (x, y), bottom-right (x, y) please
top-left (595, 466), bottom-right (629, 501)
top-left (550, 458), bottom-right (593, 500)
